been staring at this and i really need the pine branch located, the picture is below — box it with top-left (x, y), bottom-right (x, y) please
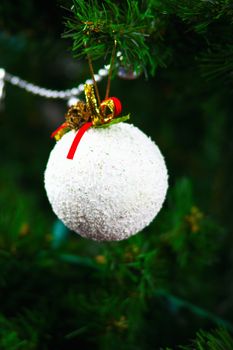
top-left (198, 44), bottom-right (233, 84)
top-left (164, 328), bottom-right (233, 350)
top-left (63, 0), bottom-right (233, 83)
top-left (63, 0), bottom-right (158, 75)
top-left (155, 289), bottom-right (233, 332)
top-left (152, 0), bottom-right (233, 33)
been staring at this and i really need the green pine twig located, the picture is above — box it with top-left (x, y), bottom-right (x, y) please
top-left (63, 0), bottom-right (157, 75)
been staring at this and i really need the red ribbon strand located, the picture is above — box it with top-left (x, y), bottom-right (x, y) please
top-left (106, 97), bottom-right (122, 116)
top-left (66, 122), bottom-right (93, 160)
top-left (50, 122), bottom-right (67, 139)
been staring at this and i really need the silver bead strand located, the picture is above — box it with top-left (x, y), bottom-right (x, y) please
top-left (0, 68), bottom-right (5, 101)
top-left (2, 63), bottom-right (110, 101)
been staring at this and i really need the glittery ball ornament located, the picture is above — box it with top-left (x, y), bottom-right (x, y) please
top-left (44, 123), bottom-right (168, 241)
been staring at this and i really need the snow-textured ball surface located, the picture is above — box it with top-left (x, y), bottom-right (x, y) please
top-left (44, 123), bottom-right (168, 241)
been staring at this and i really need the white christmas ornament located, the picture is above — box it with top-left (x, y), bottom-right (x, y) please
top-left (44, 123), bottom-right (168, 241)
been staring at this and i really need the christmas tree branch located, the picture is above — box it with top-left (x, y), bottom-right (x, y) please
top-left (63, 0), bottom-right (157, 75)
top-left (63, 0), bottom-right (233, 81)
top-left (164, 328), bottom-right (233, 350)
top-left (155, 289), bottom-right (233, 332)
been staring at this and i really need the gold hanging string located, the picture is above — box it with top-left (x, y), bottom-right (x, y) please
top-left (87, 53), bottom-right (101, 106)
top-left (105, 39), bottom-right (117, 100)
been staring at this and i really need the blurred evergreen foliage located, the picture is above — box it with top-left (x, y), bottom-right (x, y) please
top-left (165, 328), bottom-right (233, 350)
top-left (0, 0), bottom-right (233, 349)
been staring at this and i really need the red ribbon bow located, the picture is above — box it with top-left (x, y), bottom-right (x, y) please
top-left (51, 94), bottom-right (122, 160)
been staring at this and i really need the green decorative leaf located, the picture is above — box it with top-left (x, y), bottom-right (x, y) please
top-left (94, 114), bottom-right (130, 128)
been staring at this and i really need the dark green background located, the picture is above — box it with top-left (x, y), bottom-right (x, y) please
top-left (0, 1), bottom-right (233, 349)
